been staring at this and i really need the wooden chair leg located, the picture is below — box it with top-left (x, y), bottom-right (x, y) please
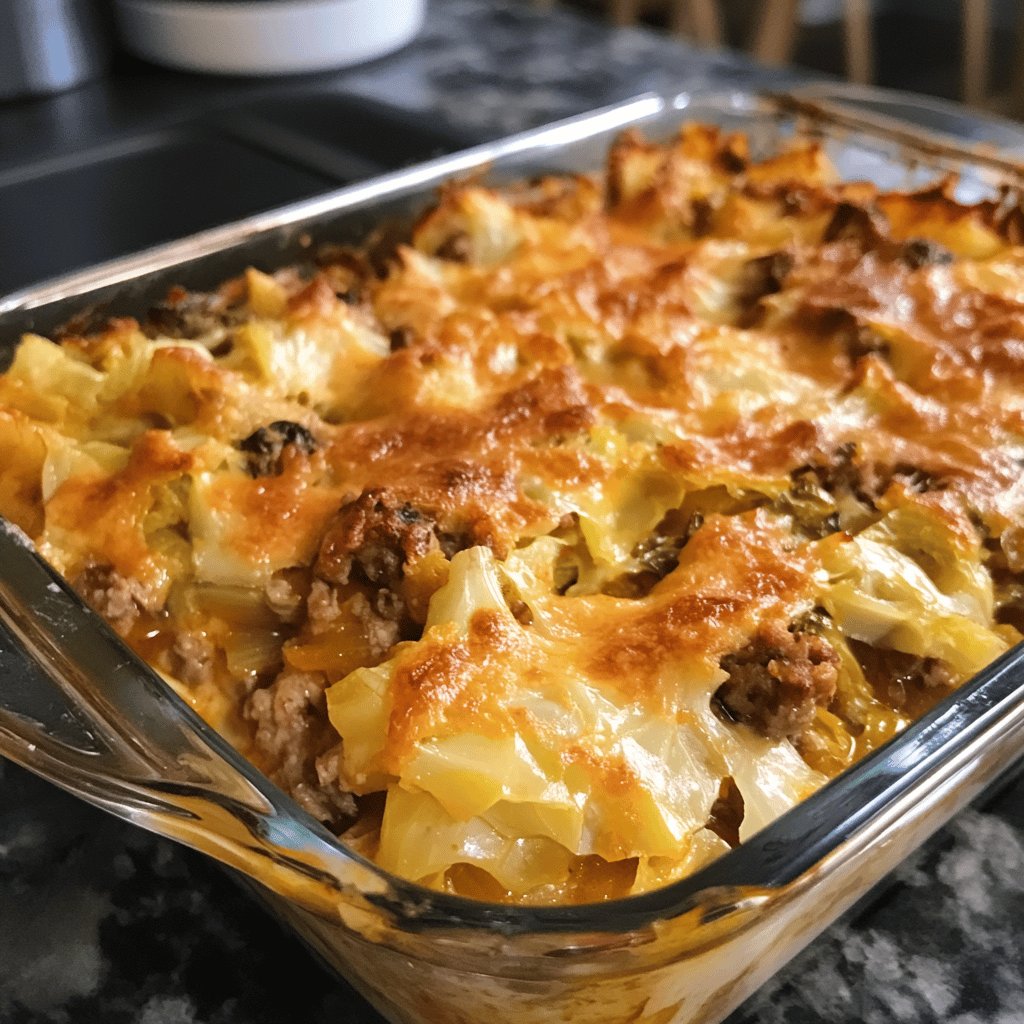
top-left (609, 0), bottom-right (643, 27)
top-left (962, 0), bottom-right (992, 107)
top-left (670, 0), bottom-right (723, 47)
top-left (1008, 0), bottom-right (1024, 116)
top-left (751, 0), bottom-right (800, 66)
top-left (843, 0), bottom-right (874, 84)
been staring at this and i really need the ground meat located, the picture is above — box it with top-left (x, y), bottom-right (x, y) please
top-left (995, 579), bottom-right (1024, 633)
top-left (919, 659), bottom-right (956, 688)
top-left (146, 287), bottom-right (246, 341)
top-left (306, 579), bottom-right (343, 633)
top-left (998, 523), bottom-right (1024, 573)
top-left (388, 326), bottom-right (415, 351)
top-left (786, 445), bottom-right (950, 539)
top-left (791, 444), bottom-right (939, 513)
top-left (843, 322), bottom-right (891, 363)
top-left (801, 307), bottom-right (891, 366)
top-left (52, 305), bottom-right (116, 341)
top-left (736, 250), bottom-right (794, 322)
top-left (434, 230), bottom-right (473, 262)
top-left (246, 668), bottom-right (326, 782)
top-left (717, 621), bottom-right (840, 741)
top-left (72, 564), bottom-right (148, 636)
top-left (310, 244), bottom-right (372, 304)
top-left (801, 442), bottom-right (867, 498)
top-left (305, 581), bottom-right (399, 654)
top-left (290, 780), bottom-right (357, 825)
top-left (315, 489), bottom-right (442, 589)
top-left (821, 206), bottom-right (954, 271)
top-left (823, 201), bottom-right (888, 247)
top-left (775, 475), bottom-right (842, 540)
top-left (690, 196), bottom-right (715, 237)
top-left (786, 438), bottom-right (918, 537)
top-left (361, 219), bottom-right (412, 278)
top-left (596, 507), bottom-right (714, 599)
top-left (238, 420), bottom-right (319, 477)
top-left (314, 242), bottom-right (372, 276)
top-left (641, 510), bottom-right (704, 574)
top-left (851, 639), bottom-right (957, 710)
top-left (899, 238), bottom-right (955, 269)
top-left (244, 667), bottom-right (354, 825)
top-left (170, 630), bottom-right (214, 685)
top-left (309, 744), bottom-right (358, 823)
top-left (717, 144), bottom-right (748, 176)
top-left (264, 572), bottom-right (305, 623)
top-left (348, 592), bottom-right (401, 656)
top-left (819, 199), bottom-right (954, 278)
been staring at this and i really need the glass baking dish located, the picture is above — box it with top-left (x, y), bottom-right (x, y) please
top-left (3, 87), bottom-right (1024, 1024)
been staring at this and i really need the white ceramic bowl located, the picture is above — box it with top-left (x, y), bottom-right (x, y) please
top-left (113, 0), bottom-right (426, 75)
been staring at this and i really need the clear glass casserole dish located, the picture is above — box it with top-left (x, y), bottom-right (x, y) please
top-left (3, 87), bottom-right (1024, 1024)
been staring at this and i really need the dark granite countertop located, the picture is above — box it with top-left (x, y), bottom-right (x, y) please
top-left (1, 2), bottom-right (1023, 1022)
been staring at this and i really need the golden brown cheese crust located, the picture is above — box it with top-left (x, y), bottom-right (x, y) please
top-left (579, 511), bottom-right (819, 690)
top-left (3, 122), bottom-right (1022, 903)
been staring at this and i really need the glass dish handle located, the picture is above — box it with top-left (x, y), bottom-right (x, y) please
top-left (0, 517), bottom-right (385, 920)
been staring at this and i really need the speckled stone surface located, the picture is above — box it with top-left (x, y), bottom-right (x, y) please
top-left (336, 0), bottom-right (787, 137)
top-left (3, 758), bottom-right (1023, 1024)
top-left (1, 2), bottom-right (1023, 1022)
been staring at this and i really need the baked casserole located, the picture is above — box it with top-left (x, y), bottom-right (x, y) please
top-left (2, 122), bottom-right (1022, 904)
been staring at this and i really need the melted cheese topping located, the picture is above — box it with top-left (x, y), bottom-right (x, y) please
top-left (2, 123), bottom-right (1021, 903)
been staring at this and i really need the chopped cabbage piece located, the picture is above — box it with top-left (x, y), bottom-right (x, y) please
top-left (822, 533), bottom-right (1006, 676)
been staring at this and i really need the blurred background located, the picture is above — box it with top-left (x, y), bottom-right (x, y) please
top-left (3, 0), bottom-right (1023, 111)
top-left (551, 0), bottom-right (1023, 113)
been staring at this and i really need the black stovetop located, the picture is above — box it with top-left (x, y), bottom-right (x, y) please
top-left (0, 60), bottom-right (466, 295)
